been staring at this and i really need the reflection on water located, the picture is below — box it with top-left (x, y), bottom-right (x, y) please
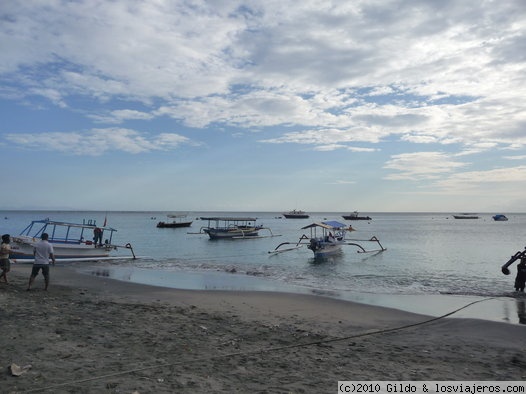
top-left (517, 298), bottom-right (526, 324)
top-left (86, 266), bottom-right (301, 293)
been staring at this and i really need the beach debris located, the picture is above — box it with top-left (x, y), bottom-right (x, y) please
top-left (9, 363), bottom-right (32, 377)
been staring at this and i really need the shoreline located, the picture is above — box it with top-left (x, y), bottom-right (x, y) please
top-left (79, 263), bottom-right (526, 326)
top-left (1, 265), bottom-right (525, 393)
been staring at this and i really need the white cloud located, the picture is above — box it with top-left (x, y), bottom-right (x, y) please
top-left (90, 109), bottom-right (154, 124)
top-left (384, 152), bottom-right (467, 180)
top-left (504, 155), bottom-right (526, 160)
top-left (431, 165), bottom-right (526, 194)
top-left (1, 0), bottom-right (525, 151)
top-left (4, 128), bottom-right (193, 156)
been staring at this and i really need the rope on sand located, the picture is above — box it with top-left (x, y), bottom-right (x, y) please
top-left (25, 296), bottom-right (496, 393)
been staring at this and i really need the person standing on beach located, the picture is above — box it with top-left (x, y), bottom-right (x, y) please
top-left (0, 234), bottom-right (12, 283)
top-left (515, 258), bottom-right (526, 292)
top-left (27, 233), bottom-right (55, 291)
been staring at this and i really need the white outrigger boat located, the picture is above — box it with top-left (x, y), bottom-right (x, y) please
top-left (195, 216), bottom-right (278, 240)
top-left (269, 220), bottom-right (386, 258)
top-left (10, 218), bottom-right (136, 261)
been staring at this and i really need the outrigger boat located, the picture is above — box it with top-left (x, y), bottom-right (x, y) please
top-left (157, 214), bottom-right (193, 228)
top-left (10, 218), bottom-right (136, 261)
top-left (196, 216), bottom-right (277, 240)
top-left (269, 220), bottom-right (386, 258)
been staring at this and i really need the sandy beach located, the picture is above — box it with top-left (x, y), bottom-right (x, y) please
top-left (1, 265), bottom-right (525, 394)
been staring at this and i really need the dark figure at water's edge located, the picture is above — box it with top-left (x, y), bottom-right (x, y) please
top-left (515, 259), bottom-right (526, 292)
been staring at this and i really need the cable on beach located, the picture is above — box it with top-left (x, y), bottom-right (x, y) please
top-left (24, 296), bottom-right (497, 393)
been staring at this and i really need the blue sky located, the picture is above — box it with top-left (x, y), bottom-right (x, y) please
top-left (1, 0), bottom-right (525, 212)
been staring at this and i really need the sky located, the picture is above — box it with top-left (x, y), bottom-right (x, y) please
top-left (1, 0), bottom-right (525, 213)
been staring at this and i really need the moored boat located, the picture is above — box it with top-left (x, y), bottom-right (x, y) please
top-left (492, 214), bottom-right (508, 221)
top-left (269, 220), bottom-right (386, 259)
top-left (10, 218), bottom-right (135, 260)
top-left (198, 217), bottom-right (276, 239)
top-left (452, 213), bottom-right (479, 219)
top-left (157, 214), bottom-right (193, 228)
top-left (282, 209), bottom-right (309, 219)
top-left (342, 211), bottom-right (372, 220)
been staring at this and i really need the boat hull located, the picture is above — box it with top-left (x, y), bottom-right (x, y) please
top-left (157, 221), bottom-right (193, 228)
top-left (308, 238), bottom-right (343, 258)
top-left (283, 214), bottom-right (309, 219)
top-left (10, 236), bottom-right (113, 260)
top-left (453, 215), bottom-right (479, 219)
top-left (203, 227), bottom-right (260, 239)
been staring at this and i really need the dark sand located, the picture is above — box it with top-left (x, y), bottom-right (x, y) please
top-left (1, 265), bottom-right (525, 393)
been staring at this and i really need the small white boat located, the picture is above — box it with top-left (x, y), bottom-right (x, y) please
top-left (269, 220), bottom-right (386, 258)
top-left (10, 218), bottom-right (135, 260)
top-left (197, 217), bottom-right (276, 240)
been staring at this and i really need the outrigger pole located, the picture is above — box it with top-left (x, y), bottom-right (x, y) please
top-left (269, 235), bottom-right (386, 255)
top-left (105, 242), bottom-right (136, 259)
top-left (345, 236), bottom-right (386, 253)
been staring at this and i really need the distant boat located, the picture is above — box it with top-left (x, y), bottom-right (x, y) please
top-left (492, 214), bottom-right (508, 221)
top-left (342, 211), bottom-right (372, 221)
top-left (157, 214), bottom-right (193, 228)
top-left (282, 210), bottom-right (309, 219)
top-left (452, 214), bottom-right (479, 219)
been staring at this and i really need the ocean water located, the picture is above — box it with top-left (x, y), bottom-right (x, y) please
top-left (2, 210), bottom-right (525, 322)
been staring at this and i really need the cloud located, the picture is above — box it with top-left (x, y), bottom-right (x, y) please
top-left (431, 165), bottom-right (526, 194)
top-left (504, 155), bottom-right (526, 160)
top-left (1, 1), bottom-right (525, 153)
top-left (4, 128), bottom-right (194, 156)
top-left (89, 109), bottom-right (155, 124)
top-left (384, 152), bottom-right (467, 180)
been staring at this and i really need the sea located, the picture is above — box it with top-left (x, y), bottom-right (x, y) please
top-left (2, 210), bottom-right (526, 325)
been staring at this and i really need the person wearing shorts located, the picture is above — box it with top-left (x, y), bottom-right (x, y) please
top-left (28, 233), bottom-right (55, 291)
top-left (0, 234), bottom-right (12, 283)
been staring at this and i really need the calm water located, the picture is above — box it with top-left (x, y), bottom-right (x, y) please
top-left (2, 210), bottom-right (525, 322)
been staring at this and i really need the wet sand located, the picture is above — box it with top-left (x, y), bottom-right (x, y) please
top-left (1, 265), bottom-right (525, 393)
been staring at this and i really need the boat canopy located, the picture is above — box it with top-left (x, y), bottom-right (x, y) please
top-left (200, 217), bottom-right (257, 222)
top-left (19, 219), bottom-right (117, 244)
top-left (301, 221), bottom-right (348, 230)
top-left (167, 214), bottom-right (188, 218)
